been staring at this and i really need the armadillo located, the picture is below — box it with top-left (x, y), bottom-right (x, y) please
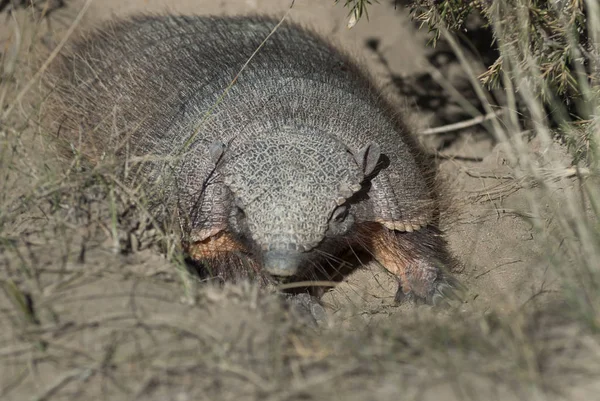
top-left (47, 14), bottom-right (460, 304)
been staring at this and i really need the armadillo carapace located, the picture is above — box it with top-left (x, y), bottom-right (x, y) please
top-left (48, 14), bottom-right (459, 304)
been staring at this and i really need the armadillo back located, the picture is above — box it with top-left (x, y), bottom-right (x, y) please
top-left (48, 15), bottom-right (434, 229)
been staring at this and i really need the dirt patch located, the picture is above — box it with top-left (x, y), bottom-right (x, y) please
top-left (1, 1), bottom-right (598, 400)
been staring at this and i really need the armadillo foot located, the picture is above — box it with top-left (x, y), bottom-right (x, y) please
top-left (370, 225), bottom-right (464, 305)
top-left (394, 272), bottom-right (463, 306)
top-left (283, 293), bottom-right (328, 327)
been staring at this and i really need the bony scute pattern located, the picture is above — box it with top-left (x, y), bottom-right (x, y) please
top-left (47, 14), bottom-right (461, 303)
top-left (221, 130), bottom-right (363, 252)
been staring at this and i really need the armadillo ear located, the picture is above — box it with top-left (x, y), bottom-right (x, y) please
top-left (355, 142), bottom-right (381, 177)
top-left (209, 141), bottom-right (226, 164)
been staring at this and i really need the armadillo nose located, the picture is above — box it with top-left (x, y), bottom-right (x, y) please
top-left (263, 251), bottom-right (301, 277)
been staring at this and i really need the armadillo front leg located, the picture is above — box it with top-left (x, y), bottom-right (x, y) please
top-left (186, 232), bottom-right (267, 282)
top-left (369, 224), bottom-right (459, 305)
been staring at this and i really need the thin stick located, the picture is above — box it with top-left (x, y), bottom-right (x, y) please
top-left (276, 280), bottom-right (339, 291)
top-left (180, 1), bottom-right (296, 152)
top-left (419, 110), bottom-right (505, 135)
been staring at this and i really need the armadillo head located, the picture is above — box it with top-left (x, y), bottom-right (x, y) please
top-left (211, 128), bottom-right (380, 277)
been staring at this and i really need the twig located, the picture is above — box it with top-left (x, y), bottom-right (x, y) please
top-left (463, 169), bottom-right (515, 180)
top-left (432, 152), bottom-right (483, 162)
top-left (420, 110), bottom-right (505, 135)
top-left (180, 2), bottom-right (296, 152)
top-left (543, 167), bottom-right (591, 179)
top-left (276, 280), bottom-right (340, 291)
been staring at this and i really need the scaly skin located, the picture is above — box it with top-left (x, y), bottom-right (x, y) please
top-left (47, 14), bottom-right (461, 304)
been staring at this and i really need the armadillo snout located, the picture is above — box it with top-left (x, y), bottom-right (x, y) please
top-left (263, 250), bottom-right (303, 277)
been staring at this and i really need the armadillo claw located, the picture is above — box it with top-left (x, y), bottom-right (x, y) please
top-left (429, 276), bottom-right (466, 306)
top-left (283, 293), bottom-right (328, 328)
top-left (367, 224), bottom-right (462, 306)
top-left (394, 275), bottom-right (464, 307)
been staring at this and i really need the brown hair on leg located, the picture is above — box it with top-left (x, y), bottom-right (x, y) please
top-left (354, 222), bottom-right (461, 304)
top-left (186, 232), bottom-right (270, 285)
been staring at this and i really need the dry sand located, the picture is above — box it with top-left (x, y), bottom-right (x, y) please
top-left (0, 0), bottom-right (592, 400)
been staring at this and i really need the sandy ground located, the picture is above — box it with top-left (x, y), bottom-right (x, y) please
top-left (0, 0), bottom-right (592, 400)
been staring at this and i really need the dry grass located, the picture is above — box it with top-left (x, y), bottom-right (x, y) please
top-left (0, 1), bottom-right (599, 400)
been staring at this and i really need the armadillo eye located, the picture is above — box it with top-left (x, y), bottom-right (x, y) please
top-left (236, 206), bottom-right (246, 220)
top-left (331, 205), bottom-right (348, 222)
